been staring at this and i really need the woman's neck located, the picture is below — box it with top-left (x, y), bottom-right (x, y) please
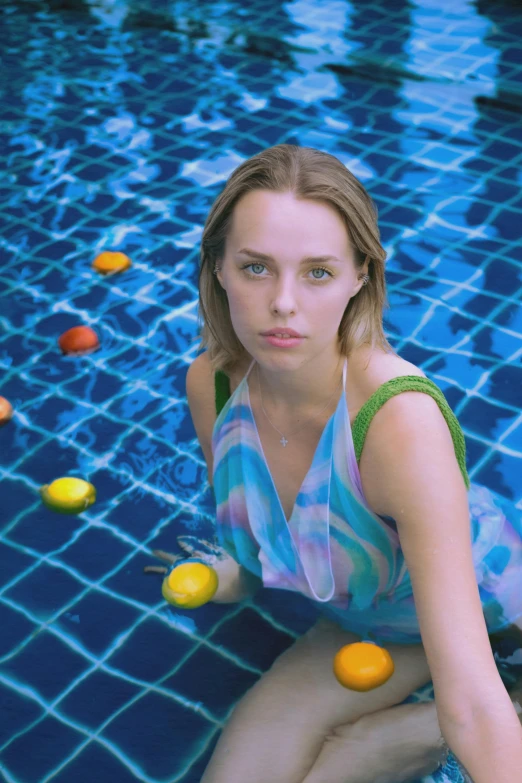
top-left (250, 352), bottom-right (345, 418)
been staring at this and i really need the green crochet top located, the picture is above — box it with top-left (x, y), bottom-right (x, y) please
top-left (214, 370), bottom-right (470, 491)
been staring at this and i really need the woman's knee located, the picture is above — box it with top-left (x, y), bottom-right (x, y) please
top-left (201, 618), bottom-right (433, 782)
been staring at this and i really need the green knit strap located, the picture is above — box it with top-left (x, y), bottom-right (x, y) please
top-left (352, 376), bottom-right (470, 490)
top-left (215, 370), bottom-right (231, 417)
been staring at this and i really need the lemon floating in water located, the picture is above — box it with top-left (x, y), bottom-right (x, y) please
top-left (40, 477), bottom-right (96, 515)
top-left (162, 562), bottom-right (218, 609)
top-left (333, 641), bottom-right (395, 691)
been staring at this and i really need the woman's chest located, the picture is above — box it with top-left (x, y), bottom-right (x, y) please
top-left (254, 397), bottom-right (361, 523)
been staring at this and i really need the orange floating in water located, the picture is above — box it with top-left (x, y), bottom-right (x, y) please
top-left (58, 325), bottom-right (100, 356)
top-left (0, 396), bottom-right (14, 427)
top-left (333, 641), bottom-right (395, 691)
top-left (92, 251), bottom-right (132, 275)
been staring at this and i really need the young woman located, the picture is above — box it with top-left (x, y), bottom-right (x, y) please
top-left (155, 145), bottom-right (522, 782)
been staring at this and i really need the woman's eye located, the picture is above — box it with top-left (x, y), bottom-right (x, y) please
top-left (241, 263), bottom-right (333, 281)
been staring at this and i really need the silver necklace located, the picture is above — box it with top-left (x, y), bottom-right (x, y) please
top-left (257, 362), bottom-right (343, 447)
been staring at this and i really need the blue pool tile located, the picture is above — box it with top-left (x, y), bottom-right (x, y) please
top-left (210, 607), bottom-right (296, 670)
top-left (107, 617), bottom-right (193, 682)
top-left (146, 356), bottom-right (192, 398)
top-left (22, 394), bottom-right (93, 434)
top-left (35, 239), bottom-right (78, 262)
top-left (103, 344), bottom-right (170, 381)
top-left (399, 342), bottom-right (440, 367)
top-left (428, 353), bottom-right (497, 391)
top-left (0, 715), bottom-right (84, 783)
top-left (459, 397), bottom-right (518, 441)
top-left (32, 265), bottom-right (84, 296)
top-left (6, 505), bottom-right (85, 555)
top-left (66, 413), bottom-right (129, 453)
top-left (484, 258), bottom-right (522, 296)
top-left (418, 307), bottom-right (479, 350)
top-left (147, 453), bottom-right (208, 502)
top-left (179, 735), bottom-right (220, 783)
top-left (103, 300), bottom-right (166, 338)
top-left (494, 300), bottom-right (522, 333)
top-left (482, 364), bottom-right (522, 408)
top-left (103, 486), bottom-right (172, 542)
top-left (4, 562), bottom-right (85, 621)
top-left (146, 401), bottom-right (195, 446)
top-left (62, 367), bottom-right (124, 406)
top-left (0, 602), bottom-right (37, 657)
top-left (465, 437), bottom-right (490, 472)
top-left (80, 467), bottom-right (133, 513)
top-left (474, 451), bottom-right (522, 502)
top-left (0, 333), bottom-right (47, 371)
top-left (146, 318), bottom-right (200, 359)
top-left (472, 325), bottom-right (522, 362)
top-left (101, 691), bottom-right (211, 780)
top-left (70, 284), bottom-right (118, 313)
top-left (58, 670), bottom-right (142, 731)
top-left (0, 630), bottom-right (90, 701)
top-left (2, 289), bottom-right (44, 330)
top-left (0, 372), bottom-right (49, 417)
top-left (54, 589), bottom-right (142, 657)
top-left (103, 551), bottom-right (173, 607)
top-left (110, 429), bottom-right (177, 478)
top-left (56, 526), bottom-right (135, 581)
top-left (15, 437), bottom-right (86, 485)
top-left (51, 740), bottom-right (141, 783)
top-left (254, 589), bottom-right (321, 635)
top-left (0, 681), bottom-right (44, 746)
top-left (0, 540), bottom-right (36, 589)
top-left (502, 421), bottom-right (522, 453)
top-left (162, 643), bottom-right (260, 720)
top-left (0, 259), bottom-right (48, 285)
top-left (105, 385), bottom-right (165, 424)
top-left (25, 349), bottom-right (90, 385)
top-left (0, 477), bottom-right (40, 525)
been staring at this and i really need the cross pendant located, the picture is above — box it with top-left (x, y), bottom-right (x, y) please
top-left (280, 436), bottom-right (288, 447)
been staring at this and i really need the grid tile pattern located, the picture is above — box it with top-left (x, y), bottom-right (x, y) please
top-left (1, 1), bottom-right (521, 781)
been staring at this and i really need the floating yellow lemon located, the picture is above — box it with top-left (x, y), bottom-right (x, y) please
top-left (161, 562), bottom-right (218, 609)
top-left (92, 251), bottom-right (132, 275)
top-left (40, 477), bottom-right (96, 515)
top-left (333, 642), bottom-right (395, 691)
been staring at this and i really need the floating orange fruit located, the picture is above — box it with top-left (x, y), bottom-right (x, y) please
top-left (0, 396), bottom-right (13, 427)
top-left (161, 562), bottom-right (218, 609)
top-left (40, 477), bottom-right (96, 514)
top-left (92, 251), bottom-right (132, 275)
top-left (58, 325), bottom-right (100, 356)
top-left (333, 641), bottom-right (395, 691)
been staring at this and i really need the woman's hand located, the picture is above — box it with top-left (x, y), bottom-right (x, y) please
top-left (144, 536), bottom-right (260, 604)
top-left (177, 536), bottom-right (249, 603)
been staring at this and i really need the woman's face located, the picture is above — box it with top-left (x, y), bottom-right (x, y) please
top-left (216, 190), bottom-right (366, 365)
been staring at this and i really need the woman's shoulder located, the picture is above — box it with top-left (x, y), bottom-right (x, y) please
top-left (348, 345), bottom-right (427, 420)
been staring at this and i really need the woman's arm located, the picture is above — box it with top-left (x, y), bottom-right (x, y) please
top-left (361, 391), bottom-right (522, 782)
top-left (211, 560), bottom-right (262, 603)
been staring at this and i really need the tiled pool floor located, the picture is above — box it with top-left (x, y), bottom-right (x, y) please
top-left (1, 1), bottom-right (521, 781)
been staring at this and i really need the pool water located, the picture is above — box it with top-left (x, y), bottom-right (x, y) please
top-left (1, 1), bottom-right (521, 781)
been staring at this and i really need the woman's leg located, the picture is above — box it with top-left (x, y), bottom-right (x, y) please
top-left (302, 678), bottom-right (522, 783)
top-left (303, 699), bottom-right (448, 783)
top-left (201, 618), bottom-right (434, 783)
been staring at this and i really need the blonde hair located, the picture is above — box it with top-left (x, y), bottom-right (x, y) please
top-left (197, 144), bottom-right (396, 375)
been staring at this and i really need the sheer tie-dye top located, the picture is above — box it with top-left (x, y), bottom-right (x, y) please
top-left (211, 356), bottom-right (522, 645)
